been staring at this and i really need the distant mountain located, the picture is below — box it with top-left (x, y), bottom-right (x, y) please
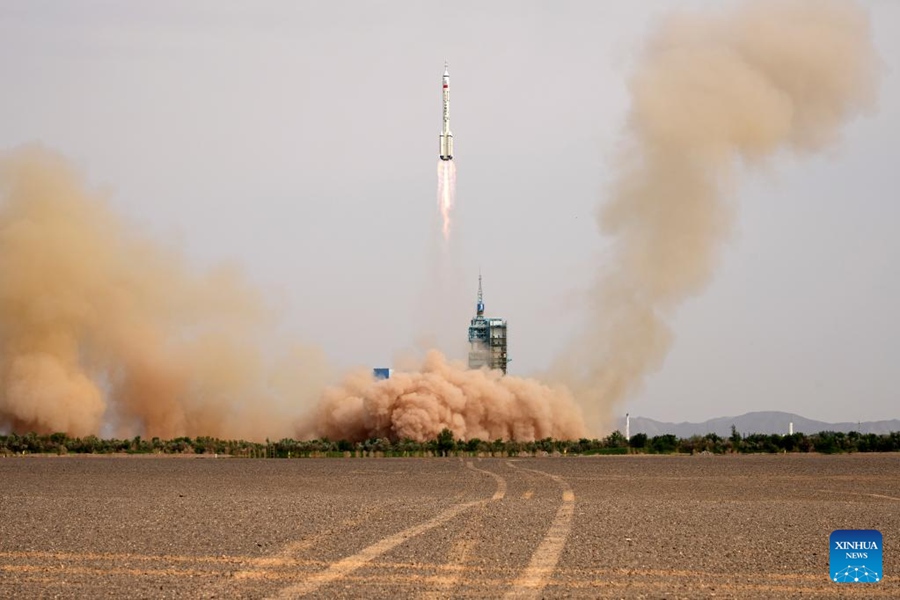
top-left (616, 411), bottom-right (900, 438)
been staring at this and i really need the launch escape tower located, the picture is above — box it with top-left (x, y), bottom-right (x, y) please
top-left (467, 274), bottom-right (508, 374)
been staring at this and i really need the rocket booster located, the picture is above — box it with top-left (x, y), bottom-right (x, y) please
top-left (439, 64), bottom-right (453, 161)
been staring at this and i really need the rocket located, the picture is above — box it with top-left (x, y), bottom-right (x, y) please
top-left (439, 63), bottom-right (453, 161)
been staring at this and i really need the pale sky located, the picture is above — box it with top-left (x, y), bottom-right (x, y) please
top-left (1, 0), bottom-right (897, 424)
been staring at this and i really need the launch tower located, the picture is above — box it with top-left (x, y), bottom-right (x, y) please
top-left (467, 274), bottom-right (508, 374)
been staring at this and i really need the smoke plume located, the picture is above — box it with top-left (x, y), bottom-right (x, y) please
top-left (0, 146), bottom-right (330, 440)
top-left (0, 146), bottom-right (582, 443)
top-left (559, 0), bottom-right (878, 428)
top-left (0, 0), bottom-right (878, 443)
top-left (304, 350), bottom-right (585, 442)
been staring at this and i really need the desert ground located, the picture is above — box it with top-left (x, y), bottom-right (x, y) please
top-left (0, 453), bottom-right (897, 599)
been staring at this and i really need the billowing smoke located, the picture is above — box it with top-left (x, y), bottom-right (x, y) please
top-left (0, 0), bottom-right (879, 443)
top-left (0, 146), bottom-right (581, 443)
top-left (0, 146), bottom-right (331, 440)
top-left (557, 0), bottom-right (878, 428)
top-left (304, 350), bottom-right (585, 442)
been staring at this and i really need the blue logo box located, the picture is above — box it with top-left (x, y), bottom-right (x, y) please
top-left (830, 529), bottom-right (882, 583)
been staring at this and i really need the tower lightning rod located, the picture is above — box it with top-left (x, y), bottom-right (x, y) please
top-left (477, 270), bottom-right (484, 317)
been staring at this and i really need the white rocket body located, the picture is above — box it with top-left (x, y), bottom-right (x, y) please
top-left (439, 66), bottom-right (453, 161)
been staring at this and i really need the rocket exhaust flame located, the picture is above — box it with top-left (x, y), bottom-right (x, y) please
top-left (437, 159), bottom-right (456, 242)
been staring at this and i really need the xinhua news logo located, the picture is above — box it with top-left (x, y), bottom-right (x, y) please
top-left (830, 529), bottom-right (882, 583)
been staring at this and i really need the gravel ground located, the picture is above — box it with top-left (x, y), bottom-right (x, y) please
top-left (1, 453), bottom-right (897, 598)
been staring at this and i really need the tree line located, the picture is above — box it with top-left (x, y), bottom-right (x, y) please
top-left (2, 426), bottom-right (900, 457)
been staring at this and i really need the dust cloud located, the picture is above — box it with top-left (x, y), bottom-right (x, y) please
top-left (0, 146), bottom-right (330, 440)
top-left (0, 0), bottom-right (879, 443)
top-left (0, 147), bottom-right (582, 443)
top-left (556, 0), bottom-right (878, 429)
top-left (303, 350), bottom-right (585, 442)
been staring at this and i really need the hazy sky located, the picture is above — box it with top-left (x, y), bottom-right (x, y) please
top-left (1, 0), bottom-right (897, 424)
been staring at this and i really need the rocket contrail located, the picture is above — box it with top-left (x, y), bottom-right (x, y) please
top-left (437, 159), bottom-right (456, 242)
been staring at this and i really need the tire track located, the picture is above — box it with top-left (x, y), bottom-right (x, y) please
top-left (419, 462), bottom-right (507, 599)
top-left (502, 461), bottom-right (575, 600)
top-left (7, 552), bottom-right (887, 597)
top-left (817, 488), bottom-right (900, 501)
top-left (468, 460), bottom-right (507, 501)
top-left (268, 461), bottom-right (507, 599)
top-left (234, 505), bottom-right (388, 579)
top-left (199, 505), bottom-right (390, 598)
